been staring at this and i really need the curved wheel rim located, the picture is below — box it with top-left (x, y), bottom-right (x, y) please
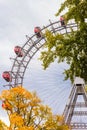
top-left (4, 20), bottom-right (78, 88)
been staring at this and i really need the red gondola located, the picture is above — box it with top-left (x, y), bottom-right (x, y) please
top-left (14, 46), bottom-right (23, 57)
top-left (2, 71), bottom-right (12, 82)
top-left (34, 27), bottom-right (42, 38)
top-left (60, 16), bottom-right (66, 26)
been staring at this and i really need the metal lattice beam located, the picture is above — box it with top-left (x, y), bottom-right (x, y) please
top-left (5, 21), bottom-right (78, 88)
top-left (63, 77), bottom-right (87, 130)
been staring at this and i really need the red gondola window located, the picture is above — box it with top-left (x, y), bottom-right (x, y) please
top-left (14, 46), bottom-right (23, 57)
top-left (2, 71), bottom-right (12, 82)
top-left (34, 27), bottom-right (41, 38)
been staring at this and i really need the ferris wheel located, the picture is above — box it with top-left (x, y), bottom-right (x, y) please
top-left (2, 18), bottom-right (78, 114)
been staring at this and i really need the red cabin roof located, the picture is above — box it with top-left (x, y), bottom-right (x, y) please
top-left (2, 71), bottom-right (12, 82)
top-left (34, 27), bottom-right (42, 38)
top-left (14, 46), bottom-right (23, 57)
top-left (34, 27), bottom-right (41, 33)
top-left (60, 16), bottom-right (64, 21)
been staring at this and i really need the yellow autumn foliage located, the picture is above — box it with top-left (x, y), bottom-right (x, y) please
top-left (0, 86), bottom-right (70, 130)
top-left (0, 120), bottom-right (8, 130)
top-left (17, 126), bottom-right (34, 130)
top-left (10, 113), bottom-right (24, 127)
top-left (10, 86), bottom-right (32, 100)
top-left (1, 86), bottom-right (32, 101)
top-left (2, 100), bottom-right (12, 112)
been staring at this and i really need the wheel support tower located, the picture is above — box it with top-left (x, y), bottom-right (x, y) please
top-left (63, 77), bottom-right (87, 129)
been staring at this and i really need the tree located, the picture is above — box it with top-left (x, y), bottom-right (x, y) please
top-left (40, 0), bottom-right (87, 82)
top-left (0, 86), bottom-right (70, 130)
top-left (0, 120), bottom-right (8, 130)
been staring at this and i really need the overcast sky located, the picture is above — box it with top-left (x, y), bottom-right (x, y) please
top-left (0, 0), bottom-right (72, 126)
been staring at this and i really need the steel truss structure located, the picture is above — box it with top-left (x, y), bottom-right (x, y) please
top-left (3, 19), bottom-right (87, 129)
top-left (63, 77), bottom-right (87, 130)
top-left (6, 20), bottom-right (78, 87)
